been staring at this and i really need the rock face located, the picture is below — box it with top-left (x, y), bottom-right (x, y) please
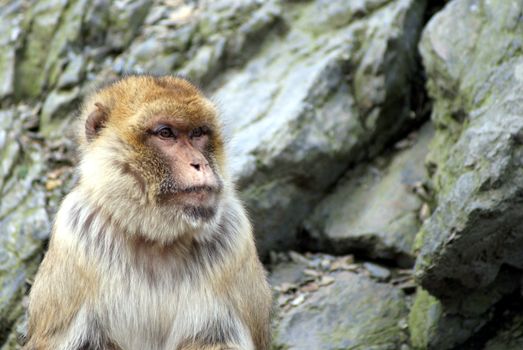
top-left (408, 287), bottom-right (490, 350)
top-left (0, 107), bottom-right (49, 345)
top-left (304, 123), bottom-right (433, 266)
top-left (215, 0), bottom-right (427, 255)
top-left (2, 0), bottom-right (523, 348)
top-left (417, 0), bottom-right (523, 297)
top-left (484, 315), bottom-right (523, 350)
top-left (410, 0), bottom-right (523, 348)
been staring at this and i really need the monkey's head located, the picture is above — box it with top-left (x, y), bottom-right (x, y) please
top-left (76, 75), bottom-right (228, 242)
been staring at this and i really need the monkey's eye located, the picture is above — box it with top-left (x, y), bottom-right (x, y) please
top-left (156, 127), bottom-right (175, 139)
top-left (190, 126), bottom-right (209, 138)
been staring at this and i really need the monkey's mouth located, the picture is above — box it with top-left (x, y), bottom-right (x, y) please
top-left (176, 186), bottom-right (220, 221)
top-left (179, 185), bottom-right (219, 194)
top-left (159, 184), bottom-right (221, 207)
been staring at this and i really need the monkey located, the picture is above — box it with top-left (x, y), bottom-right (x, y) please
top-left (23, 75), bottom-right (272, 350)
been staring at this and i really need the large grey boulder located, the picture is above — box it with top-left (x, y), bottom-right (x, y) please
top-left (304, 123), bottom-right (433, 266)
top-left (416, 0), bottom-right (523, 303)
top-left (411, 0), bottom-right (523, 348)
top-left (273, 271), bottom-right (409, 350)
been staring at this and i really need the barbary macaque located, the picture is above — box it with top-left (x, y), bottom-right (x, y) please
top-left (24, 75), bottom-right (272, 350)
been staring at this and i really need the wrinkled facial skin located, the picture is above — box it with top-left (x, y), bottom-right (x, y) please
top-left (144, 117), bottom-right (223, 218)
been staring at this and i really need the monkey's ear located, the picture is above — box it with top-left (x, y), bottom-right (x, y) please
top-left (85, 102), bottom-right (109, 142)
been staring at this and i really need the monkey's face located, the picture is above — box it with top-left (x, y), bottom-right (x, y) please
top-left (79, 76), bottom-right (228, 237)
top-left (143, 116), bottom-right (223, 219)
top-left (120, 96), bottom-right (227, 225)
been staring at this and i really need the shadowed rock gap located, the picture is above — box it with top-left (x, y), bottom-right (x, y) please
top-left (452, 289), bottom-right (523, 350)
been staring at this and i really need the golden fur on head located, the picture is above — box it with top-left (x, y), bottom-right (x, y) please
top-left (77, 75), bottom-right (225, 164)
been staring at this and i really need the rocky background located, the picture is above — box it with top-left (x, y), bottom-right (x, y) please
top-left (1, 0), bottom-right (523, 349)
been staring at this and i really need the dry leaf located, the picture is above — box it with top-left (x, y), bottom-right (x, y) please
top-left (301, 282), bottom-right (319, 293)
top-left (290, 294), bottom-right (306, 306)
top-left (318, 276), bottom-right (335, 286)
top-left (304, 269), bottom-right (321, 277)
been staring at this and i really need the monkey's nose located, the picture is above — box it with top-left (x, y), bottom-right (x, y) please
top-left (190, 163), bottom-right (201, 171)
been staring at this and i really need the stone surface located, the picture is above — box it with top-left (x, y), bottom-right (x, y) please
top-left (39, 87), bottom-right (81, 138)
top-left (304, 123), bottom-right (432, 265)
top-left (415, 0), bottom-right (523, 306)
top-left (273, 271), bottom-right (409, 350)
top-left (484, 315), bottom-right (523, 350)
top-left (269, 260), bottom-right (308, 288)
top-left (0, 106), bottom-right (49, 345)
top-left (408, 267), bottom-right (521, 349)
top-left (0, 2), bottom-right (24, 101)
top-left (13, 0), bottom-right (90, 99)
top-left (1, 313), bottom-right (26, 350)
top-left (364, 262), bottom-right (392, 281)
top-left (214, 0), bottom-right (427, 256)
top-left (408, 288), bottom-right (487, 350)
top-left (116, 0), bottom-right (281, 81)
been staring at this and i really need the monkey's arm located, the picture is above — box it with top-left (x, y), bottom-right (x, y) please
top-left (23, 233), bottom-right (103, 350)
top-left (218, 237), bottom-right (271, 350)
top-left (235, 255), bottom-right (272, 350)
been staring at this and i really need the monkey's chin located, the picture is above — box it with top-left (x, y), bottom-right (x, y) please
top-left (158, 190), bottom-right (220, 222)
top-left (182, 205), bottom-right (217, 221)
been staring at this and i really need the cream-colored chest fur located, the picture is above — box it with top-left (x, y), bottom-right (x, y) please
top-left (95, 259), bottom-right (253, 350)
top-left (55, 192), bottom-right (255, 350)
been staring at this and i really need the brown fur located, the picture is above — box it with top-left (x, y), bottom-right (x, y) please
top-left (78, 75), bottom-right (225, 165)
top-left (24, 75), bottom-right (271, 350)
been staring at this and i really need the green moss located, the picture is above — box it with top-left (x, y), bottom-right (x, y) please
top-left (109, 1), bottom-right (151, 48)
top-left (14, 1), bottom-right (68, 99)
top-left (412, 227), bottom-right (427, 258)
top-left (44, 0), bottom-right (90, 89)
top-left (271, 324), bottom-right (290, 350)
top-left (409, 288), bottom-right (441, 349)
top-left (15, 165), bottom-right (29, 180)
